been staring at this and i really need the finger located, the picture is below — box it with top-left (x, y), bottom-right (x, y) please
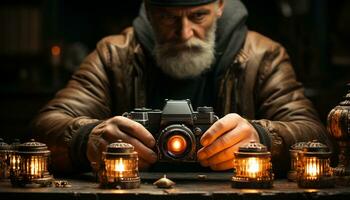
top-left (206, 140), bottom-right (246, 166)
top-left (200, 113), bottom-right (241, 147)
top-left (197, 124), bottom-right (249, 160)
top-left (102, 126), bottom-right (157, 164)
top-left (199, 158), bottom-right (209, 167)
top-left (210, 159), bottom-right (234, 171)
top-left (112, 116), bottom-right (156, 148)
top-left (198, 144), bottom-right (236, 167)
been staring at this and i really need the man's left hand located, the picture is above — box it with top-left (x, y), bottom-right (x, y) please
top-left (197, 113), bottom-right (260, 170)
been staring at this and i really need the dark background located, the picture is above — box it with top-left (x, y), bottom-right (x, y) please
top-left (0, 0), bottom-right (349, 143)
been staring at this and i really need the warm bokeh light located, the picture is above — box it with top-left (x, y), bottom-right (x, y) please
top-left (51, 45), bottom-right (61, 56)
top-left (167, 135), bottom-right (187, 155)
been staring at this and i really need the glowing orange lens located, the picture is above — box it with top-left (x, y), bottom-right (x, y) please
top-left (167, 135), bottom-right (187, 155)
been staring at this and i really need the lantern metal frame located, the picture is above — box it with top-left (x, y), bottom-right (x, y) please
top-left (327, 83), bottom-right (350, 178)
top-left (0, 138), bottom-right (12, 179)
top-left (99, 140), bottom-right (140, 189)
top-left (231, 141), bottom-right (274, 188)
top-left (297, 140), bottom-right (334, 188)
top-left (9, 139), bottom-right (21, 179)
top-left (10, 139), bottom-right (53, 187)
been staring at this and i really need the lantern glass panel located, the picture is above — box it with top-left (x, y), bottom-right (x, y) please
top-left (297, 140), bottom-right (334, 188)
top-left (105, 157), bottom-right (138, 180)
top-left (9, 139), bottom-right (21, 177)
top-left (231, 141), bottom-right (273, 188)
top-left (10, 153), bottom-right (20, 175)
top-left (234, 157), bottom-right (271, 180)
top-left (99, 140), bottom-right (140, 189)
top-left (10, 139), bottom-right (53, 187)
top-left (0, 152), bottom-right (11, 179)
top-left (21, 155), bottom-right (48, 178)
top-left (299, 156), bottom-right (331, 179)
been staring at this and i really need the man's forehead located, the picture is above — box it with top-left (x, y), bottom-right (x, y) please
top-left (146, 0), bottom-right (217, 7)
top-left (150, 3), bottom-right (214, 14)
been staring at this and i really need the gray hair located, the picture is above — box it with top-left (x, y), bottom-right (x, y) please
top-left (153, 22), bottom-right (217, 79)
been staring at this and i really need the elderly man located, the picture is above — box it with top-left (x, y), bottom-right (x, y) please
top-left (33, 0), bottom-right (332, 177)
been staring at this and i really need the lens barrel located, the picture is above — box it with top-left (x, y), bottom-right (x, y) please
top-left (158, 124), bottom-right (195, 160)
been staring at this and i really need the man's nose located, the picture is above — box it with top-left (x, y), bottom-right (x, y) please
top-left (178, 18), bottom-right (194, 42)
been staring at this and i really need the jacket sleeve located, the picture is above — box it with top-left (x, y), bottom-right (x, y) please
top-left (32, 49), bottom-right (112, 174)
top-left (248, 39), bottom-right (333, 177)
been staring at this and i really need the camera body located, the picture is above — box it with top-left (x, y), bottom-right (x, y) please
top-left (125, 99), bottom-right (218, 162)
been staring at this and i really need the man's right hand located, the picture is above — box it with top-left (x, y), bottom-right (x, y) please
top-left (86, 116), bottom-right (157, 172)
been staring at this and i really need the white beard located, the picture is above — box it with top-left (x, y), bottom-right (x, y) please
top-left (153, 22), bottom-right (216, 79)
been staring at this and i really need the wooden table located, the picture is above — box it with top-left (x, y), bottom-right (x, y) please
top-left (1, 172), bottom-right (350, 200)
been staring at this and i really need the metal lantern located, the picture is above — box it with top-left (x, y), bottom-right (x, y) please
top-left (232, 141), bottom-right (273, 188)
top-left (297, 140), bottom-right (334, 188)
top-left (288, 142), bottom-right (308, 182)
top-left (99, 140), bottom-right (140, 189)
top-left (0, 138), bottom-right (12, 179)
top-left (10, 139), bottom-right (53, 187)
top-left (327, 83), bottom-right (350, 176)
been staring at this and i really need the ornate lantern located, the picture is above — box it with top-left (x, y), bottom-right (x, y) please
top-left (297, 140), bottom-right (334, 188)
top-left (0, 138), bottom-right (12, 179)
top-left (288, 142), bottom-right (308, 182)
top-left (10, 139), bottom-right (53, 187)
top-left (99, 140), bottom-right (140, 189)
top-left (327, 83), bottom-right (350, 176)
top-left (231, 141), bottom-right (273, 188)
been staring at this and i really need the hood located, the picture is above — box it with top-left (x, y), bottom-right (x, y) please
top-left (132, 0), bottom-right (248, 77)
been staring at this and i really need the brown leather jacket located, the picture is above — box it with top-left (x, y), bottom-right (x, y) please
top-left (33, 28), bottom-right (332, 175)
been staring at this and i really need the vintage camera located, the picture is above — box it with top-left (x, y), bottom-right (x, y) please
top-left (124, 99), bottom-right (218, 162)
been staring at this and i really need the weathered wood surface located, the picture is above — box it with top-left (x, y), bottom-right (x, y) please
top-left (1, 172), bottom-right (350, 200)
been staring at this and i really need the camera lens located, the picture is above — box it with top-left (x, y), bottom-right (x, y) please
top-left (167, 135), bottom-right (187, 156)
top-left (158, 124), bottom-right (195, 160)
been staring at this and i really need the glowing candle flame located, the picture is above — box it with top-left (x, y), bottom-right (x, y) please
top-left (30, 159), bottom-right (38, 176)
top-left (115, 158), bottom-right (125, 172)
top-left (247, 158), bottom-right (260, 173)
top-left (11, 156), bottom-right (16, 169)
top-left (306, 163), bottom-right (318, 177)
top-left (28, 157), bottom-right (42, 177)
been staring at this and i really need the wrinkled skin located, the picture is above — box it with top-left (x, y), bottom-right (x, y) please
top-left (87, 116), bottom-right (157, 171)
top-left (197, 113), bottom-right (259, 170)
